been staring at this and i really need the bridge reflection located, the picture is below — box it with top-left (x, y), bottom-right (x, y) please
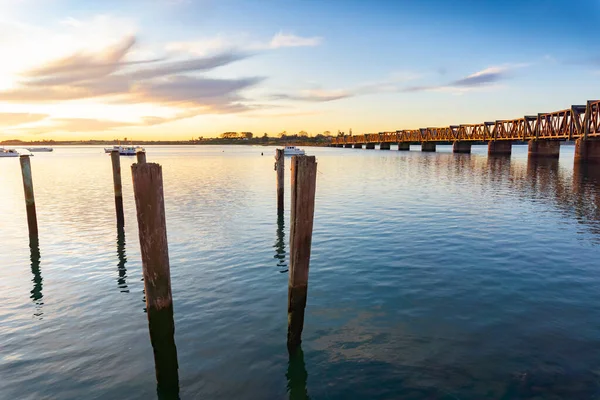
top-left (436, 153), bottom-right (600, 237)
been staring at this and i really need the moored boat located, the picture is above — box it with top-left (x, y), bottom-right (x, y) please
top-left (26, 147), bottom-right (53, 152)
top-left (0, 148), bottom-right (19, 157)
top-left (104, 145), bottom-right (145, 156)
top-left (283, 146), bottom-right (306, 156)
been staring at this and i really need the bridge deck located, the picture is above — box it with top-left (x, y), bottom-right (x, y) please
top-left (331, 100), bottom-right (600, 145)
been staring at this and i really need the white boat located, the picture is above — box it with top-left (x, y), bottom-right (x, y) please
top-left (104, 145), bottom-right (145, 156)
top-left (283, 146), bottom-right (306, 156)
top-left (26, 147), bottom-right (53, 152)
top-left (0, 148), bottom-right (19, 157)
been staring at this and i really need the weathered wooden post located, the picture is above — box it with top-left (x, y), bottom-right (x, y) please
top-left (275, 149), bottom-right (284, 213)
top-left (287, 155), bottom-right (317, 352)
top-left (111, 150), bottom-right (125, 227)
top-left (131, 162), bottom-right (179, 397)
top-left (20, 155), bottom-right (38, 237)
top-left (136, 151), bottom-right (146, 164)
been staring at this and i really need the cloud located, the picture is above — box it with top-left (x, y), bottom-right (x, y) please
top-left (131, 75), bottom-right (264, 111)
top-left (50, 118), bottom-right (135, 132)
top-left (0, 35), bottom-right (261, 113)
top-left (7, 107), bottom-right (218, 135)
top-left (127, 52), bottom-right (249, 80)
top-left (271, 64), bottom-right (525, 104)
top-left (450, 66), bottom-right (507, 87)
top-left (22, 36), bottom-right (163, 86)
top-left (271, 70), bottom-right (426, 103)
top-left (272, 89), bottom-right (350, 102)
top-left (5, 118), bottom-right (136, 135)
top-left (401, 64), bottom-right (528, 93)
top-left (166, 31), bottom-right (322, 55)
top-left (0, 112), bottom-right (48, 127)
top-left (245, 110), bottom-right (323, 118)
top-left (269, 32), bottom-right (322, 49)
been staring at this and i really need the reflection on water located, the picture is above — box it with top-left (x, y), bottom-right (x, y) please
top-left (286, 347), bottom-right (309, 400)
top-left (116, 227), bottom-right (129, 293)
top-left (4, 146), bottom-right (600, 399)
top-left (29, 236), bottom-right (43, 319)
top-left (148, 305), bottom-right (180, 400)
top-left (572, 163), bottom-right (600, 235)
top-left (275, 212), bottom-right (287, 272)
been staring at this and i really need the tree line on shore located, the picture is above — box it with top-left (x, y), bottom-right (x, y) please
top-left (1, 130), bottom-right (350, 146)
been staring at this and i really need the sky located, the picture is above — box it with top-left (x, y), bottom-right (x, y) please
top-left (0, 0), bottom-right (599, 140)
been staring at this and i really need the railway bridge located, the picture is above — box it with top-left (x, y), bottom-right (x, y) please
top-left (330, 100), bottom-right (600, 164)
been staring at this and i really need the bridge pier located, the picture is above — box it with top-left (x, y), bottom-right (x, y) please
top-left (380, 142), bottom-right (390, 150)
top-left (397, 142), bottom-right (410, 151)
top-left (344, 144), bottom-right (353, 148)
top-left (366, 143), bottom-right (375, 149)
top-left (488, 141), bottom-right (512, 156)
top-left (452, 141), bottom-right (471, 154)
top-left (353, 144), bottom-right (362, 149)
top-left (528, 140), bottom-right (560, 158)
top-left (575, 139), bottom-right (600, 164)
top-left (421, 142), bottom-right (436, 152)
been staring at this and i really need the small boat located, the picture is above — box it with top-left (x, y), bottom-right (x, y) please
top-left (0, 148), bottom-right (20, 157)
top-left (104, 145), bottom-right (145, 156)
top-left (283, 146), bottom-right (306, 156)
top-left (26, 147), bottom-right (53, 152)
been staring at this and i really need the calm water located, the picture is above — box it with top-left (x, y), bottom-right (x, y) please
top-left (2, 144), bottom-right (600, 399)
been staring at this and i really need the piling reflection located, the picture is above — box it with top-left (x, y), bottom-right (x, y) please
top-left (275, 212), bottom-right (288, 272)
top-left (286, 347), bottom-right (310, 400)
top-left (149, 305), bottom-right (180, 400)
top-left (29, 236), bottom-right (43, 318)
top-left (116, 227), bottom-right (129, 293)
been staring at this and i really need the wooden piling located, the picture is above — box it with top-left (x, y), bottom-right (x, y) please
top-left (20, 155), bottom-right (38, 237)
top-left (111, 150), bottom-right (125, 227)
top-left (136, 151), bottom-right (147, 164)
top-left (131, 162), bottom-right (179, 396)
top-left (275, 149), bottom-right (285, 213)
top-left (287, 155), bottom-right (317, 352)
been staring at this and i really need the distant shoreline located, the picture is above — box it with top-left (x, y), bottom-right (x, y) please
top-left (1, 139), bottom-right (331, 147)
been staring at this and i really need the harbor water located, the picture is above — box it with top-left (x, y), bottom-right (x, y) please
top-left (2, 145), bottom-right (600, 399)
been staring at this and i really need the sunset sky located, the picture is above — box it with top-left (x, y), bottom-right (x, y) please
top-left (1, 0), bottom-right (599, 140)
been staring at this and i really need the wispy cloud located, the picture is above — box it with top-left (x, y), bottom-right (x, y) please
top-left (0, 112), bottom-right (48, 128)
top-left (271, 64), bottom-right (527, 103)
top-left (450, 66), bottom-right (507, 87)
top-left (5, 118), bottom-right (135, 135)
top-left (271, 70), bottom-right (424, 102)
top-left (403, 64), bottom-right (528, 93)
top-left (269, 32), bottom-right (322, 49)
top-left (0, 35), bottom-right (263, 114)
top-left (166, 31), bottom-right (322, 55)
top-left (272, 89), bottom-right (350, 102)
top-left (245, 110), bottom-right (323, 118)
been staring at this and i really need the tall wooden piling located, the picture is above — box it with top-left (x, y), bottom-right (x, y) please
top-left (131, 162), bottom-right (179, 397)
top-left (136, 151), bottom-right (147, 164)
top-left (287, 155), bottom-right (317, 352)
top-left (275, 149), bottom-right (285, 213)
top-left (111, 150), bottom-right (124, 227)
top-left (20, 155), bottom-right (38, 237)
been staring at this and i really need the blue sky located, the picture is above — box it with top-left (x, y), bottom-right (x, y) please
top-left (0, 0), bottom-right (598, 139)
